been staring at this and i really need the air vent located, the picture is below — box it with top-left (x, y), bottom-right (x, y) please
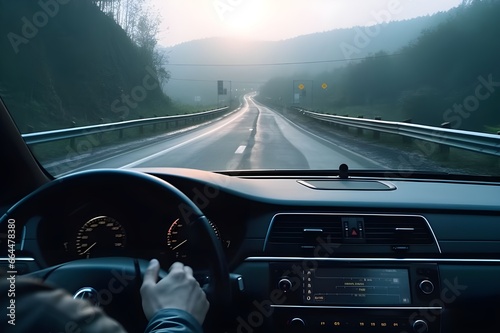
top-left (364, 216), bottom-right (434, 244)
top-left (264, 213), bottom-right (439, 255)
top-left (267, 214), bottom-right (342, 245)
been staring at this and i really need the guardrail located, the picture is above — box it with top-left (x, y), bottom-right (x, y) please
top-left (292, 107), bottom-right (500, 157)
top-left (22, 107), bottom-right (229, 145)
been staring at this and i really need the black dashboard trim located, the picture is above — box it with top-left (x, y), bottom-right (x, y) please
top-left (216, 170), bottom-right (500, 184)
top-left (0, 257), bottom-right (34, 261)
top-left (270, 305), bottom-right (442, 310)
top-left (245, 257), bottom-right (500, 264)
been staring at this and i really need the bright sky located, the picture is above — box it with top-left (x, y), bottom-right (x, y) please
top-left (149, 0), bottom-right (464, 47)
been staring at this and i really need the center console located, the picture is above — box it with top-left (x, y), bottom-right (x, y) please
top-left (270, 262), bottom-right (441, 332)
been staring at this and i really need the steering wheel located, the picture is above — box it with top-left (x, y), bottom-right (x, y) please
top-left (0, 169), bottom-right (230, 332)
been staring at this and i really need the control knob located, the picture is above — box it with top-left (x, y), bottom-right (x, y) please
top-left (419, 279), bottom-right (435, 295)
top-left (412, 319), bottom-right (429, 333)
top-left (289, 318), bottom-right (306, 327)
top-left (278, 278), bottom-right (292, 292)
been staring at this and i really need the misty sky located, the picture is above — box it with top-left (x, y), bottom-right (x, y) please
top-left (149, 0), bottom-right (463, 47)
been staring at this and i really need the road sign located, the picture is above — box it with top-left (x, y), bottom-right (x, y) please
top-left (298, 83), bottom-right (305, 90)
top-left (321, 83), bottom-right (328, 90)
top-left (217, 80), bottom-right (224, 95)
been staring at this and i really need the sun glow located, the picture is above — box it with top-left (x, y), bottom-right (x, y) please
top-left (220, 0), bottom-right (267, 38)
top-left (150, 0), bottom-right (464, 47)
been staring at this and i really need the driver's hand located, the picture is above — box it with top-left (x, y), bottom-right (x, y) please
top-left (140, 259), bottom-right (210, 325)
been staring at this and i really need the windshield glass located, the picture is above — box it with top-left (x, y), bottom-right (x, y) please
top-left (1, 0), bottom-right (499, 177)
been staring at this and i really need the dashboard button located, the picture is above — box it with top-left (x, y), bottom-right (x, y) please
top-left (278, 278), bottom-right (292, 292)
top-left (289, 317), bottom-right (306, 327)
top-left (419, 279), bottom-right (435, 294)
top-left (412, 320), bottom-right (429, 333)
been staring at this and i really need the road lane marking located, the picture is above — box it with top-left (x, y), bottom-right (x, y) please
top-left (119, 104), bottom-right (249, 169)
top-left (234, 145), bottom-right (246, 154)
top-left (251, 98), bottom-right (387, 169)
top-left (54, 101), bottom-right (250, 176)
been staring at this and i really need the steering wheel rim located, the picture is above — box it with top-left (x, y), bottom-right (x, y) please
top-left (0, 169), bottom-right (230, 331)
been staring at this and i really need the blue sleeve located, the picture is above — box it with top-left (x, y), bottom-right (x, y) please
top-left (144, 309), bottom-right (204, 333)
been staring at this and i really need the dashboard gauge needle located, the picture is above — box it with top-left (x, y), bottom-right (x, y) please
top-left (81, 242), bottom-right (97, 255)
top-left (172, 239), bottom-right (187, 251)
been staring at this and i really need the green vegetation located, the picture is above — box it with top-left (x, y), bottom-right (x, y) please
top-left (258, 0), bottom-right (500, 133)
top-left (0, 0), bottom-right (172, 132)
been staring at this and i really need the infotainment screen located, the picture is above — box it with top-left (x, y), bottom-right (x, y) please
top-left (303, 268), bottom-right (411, 305)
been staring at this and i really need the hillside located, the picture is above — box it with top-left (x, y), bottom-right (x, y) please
top-left (161, 13), bottom-right (450, 105)
top-left (0, 0), bottom-right (172, 132)
top-left (258, 0), bottom-right (500, 133)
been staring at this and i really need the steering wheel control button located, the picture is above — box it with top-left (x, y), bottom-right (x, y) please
top-left (74, 287), bottom-right (99, 307)
top-left (278, 278), bottom-right (292, 292)
top-left (419, 279), bottom-right (435, 294)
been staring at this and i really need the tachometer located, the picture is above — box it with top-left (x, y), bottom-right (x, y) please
top-left (75, 216), bottom-right (126, 258)
top-left (166, 218), bottom-right (221, 258)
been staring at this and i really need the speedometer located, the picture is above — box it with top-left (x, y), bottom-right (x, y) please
top-left (75, 216), bottom-right (126, 258)
top-left (166, 218), bottom-right (221, 258)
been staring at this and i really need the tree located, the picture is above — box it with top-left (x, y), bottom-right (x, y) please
top-left (91, 0), bottom-right (169, 83)
top-left (133, 11), bottom-right (169, 83)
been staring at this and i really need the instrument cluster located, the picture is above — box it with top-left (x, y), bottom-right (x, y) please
top-left (36, 202), bottom-right (231, 265)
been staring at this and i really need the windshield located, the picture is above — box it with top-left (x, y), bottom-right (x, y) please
top-left (1, 0), bottom-right (499, 177)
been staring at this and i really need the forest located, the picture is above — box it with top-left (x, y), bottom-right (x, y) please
top-left (258, 0), bottom-right (500, 133)
top-left (0, 0), bottom-right (170, 132)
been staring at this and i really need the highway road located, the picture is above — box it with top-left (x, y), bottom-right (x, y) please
top-left (50, 94), bottom-right (384, 176)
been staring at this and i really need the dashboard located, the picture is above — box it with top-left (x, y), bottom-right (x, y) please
top-left (154, 168), bottom-right (500, 333)
top-left (3, 167), bottom-right (500, 332)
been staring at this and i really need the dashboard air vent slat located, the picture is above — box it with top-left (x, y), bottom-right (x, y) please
top-left (364, 217), bottom-right (433, 244)
top-left (268, 216), bottom-right (342, 244)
